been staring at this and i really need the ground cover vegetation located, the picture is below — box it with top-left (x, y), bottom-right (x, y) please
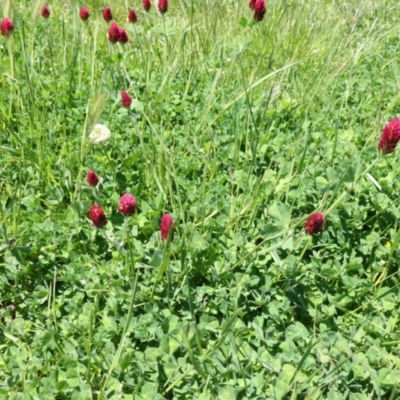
top-left (1, 0), bottom-right (400, 398)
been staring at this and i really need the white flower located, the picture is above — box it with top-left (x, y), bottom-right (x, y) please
top-left (89, 124), bottom-right (111, 144)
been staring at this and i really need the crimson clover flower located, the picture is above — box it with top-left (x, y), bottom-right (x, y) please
top-left (378, 118), bottom-right (400, 154)
top-left (89, 204), bottom-right (107, 227)
top-left (160, 213), bottom-right (174, 241)
top-left (118, 194), bottom-right (136, 216)
top-left (304, 213), bottom-right (325, 235)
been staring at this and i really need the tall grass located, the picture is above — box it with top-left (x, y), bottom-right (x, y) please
top-left (1, 0), bottom-right (400, 398)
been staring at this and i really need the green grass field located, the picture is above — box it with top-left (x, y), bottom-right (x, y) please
top-left (2, 0), bottom-right (400, 398)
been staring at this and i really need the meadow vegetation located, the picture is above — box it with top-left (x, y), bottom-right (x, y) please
top-left (1, 0), bottom-right (400, 398)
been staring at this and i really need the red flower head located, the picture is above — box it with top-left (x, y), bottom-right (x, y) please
top-left (378, 118), bottom-right (400, 154)
top-left (253, 0), bottom-right (266, 21)
top-left (41, 6), bottom-right (50, 18)
top-left (160, 213), bottom-right (174, 242)
top-left (249, 0), bottom-right (256, 9)
top-left (80, 7), bottom-right (90, 20)
top-left (118, 194), bottom-right (136, 216)
top-left (128, 8), bottom-right (137, 23)
top-left (143, 0), bottom-right (151, 12)
top-left (89, 204), bottom-right (107, 228)
top-left (304, 213), bottom-right (325, 235)
top-left (158, 0), bottom-right (168, 14)
top-left (120, 90), bottom-right (132, 107)
top-left (108, 22), bottom-right (120, 42)
top-left (87, 170), bottom-right (99, 187)
top-left (1, 18), bottom-right (14, 37)
top-left (103, 6), bottom-right (113, 21)
top-left (118, 28), bottom-right (129, 43)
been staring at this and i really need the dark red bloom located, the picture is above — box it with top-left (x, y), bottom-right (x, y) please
top-left (80, 7), bottom-right (90, 20)
top-left (158, 0), bottom-right (168, 14)
top-left (160, 213), bottom-right (174, 241)
top-left (120, 90), bottom-right (132, 107)
top-left (108, 22), bottom-right (120, 42)
top-left (253, 0), bottom-right (266, 21)
top-left (41, 6), bottom-right (50, 18)
top-left (143, 0), bottom-right (151, 12)
top-left (118, 194), bottom-right (136, 216)
top-left (87, 170), bottom-right (99, 187)
top-left (118, 28), bottom-right (128, 43)
top-left (89, 204), bottom-right (107, 228)
top-left (304, 213), bottom-right (325, 235)
top-left (1, 18), bottom-right (14, 37)
top-left (103, 6), bottom-right (113, 21)
top-left (128, 8), bottom-right (137, 23)
top-left (249, 0), bottom-right (256, 9)
top-left (378, 118), bottom-right (400, 154)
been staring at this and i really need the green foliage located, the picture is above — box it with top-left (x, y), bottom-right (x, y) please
top-left (1, 0), bottom-right (400, 398)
